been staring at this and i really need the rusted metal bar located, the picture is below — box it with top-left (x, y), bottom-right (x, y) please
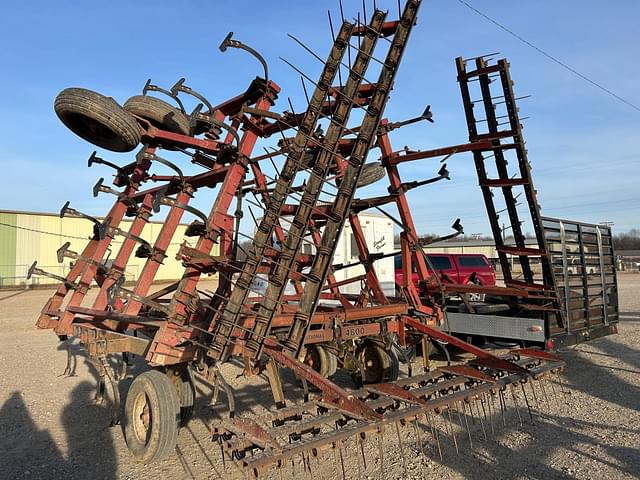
top-left (286, 0), bottom-right (423, 357)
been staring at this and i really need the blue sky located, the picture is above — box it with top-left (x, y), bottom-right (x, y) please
top-left (0, 0), bottom-right (638, 236)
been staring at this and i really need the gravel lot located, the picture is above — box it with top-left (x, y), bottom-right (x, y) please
top-left (1, 275), bottom-right (638, 479)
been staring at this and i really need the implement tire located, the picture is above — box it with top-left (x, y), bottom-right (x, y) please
top-left (124, 95), bottom-right (190, 136)
top-left (356, 162), bottom-right (386, 188)
top-left (124, 370), bottom-right (180, 463)
top-left (54, 88), bottom-right (141, 152)
top-left (357, 342), bottom-right (400, 384)
top-left (304, 344), bottom-right (331, 377)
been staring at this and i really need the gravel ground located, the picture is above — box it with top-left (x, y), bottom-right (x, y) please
top-left (1, 275), bottom-right (638, 479)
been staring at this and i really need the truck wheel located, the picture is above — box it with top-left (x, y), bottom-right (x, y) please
top-left (123, 95), bottom-right (190, 136)
top-left (54, 88), bottom-right (141, 152)
top-left (124, 370), bottom-right (180, 463)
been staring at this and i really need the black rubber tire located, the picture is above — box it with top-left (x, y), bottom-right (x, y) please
top-left (179, 371), bottom-right (196, 427)
top-left (325, 348), bottom-right (338, 377)
top-left (124, 370), bottom-right (180, 463)
top-left (54, 88), bottom-right (141, 152)
top-left (387, 348), bottom-right (400, 381)
top-left (123, 95), bottom-right (190, 136)
top-left (356, 162), bottom-right (386, 188)
top-left (357, 343), bottom-right (399, 384)
top-left (304, 345), bottom-right (330, 377)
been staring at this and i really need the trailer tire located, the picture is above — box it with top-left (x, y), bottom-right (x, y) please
top-left (54, 88), bottom-right (141, 152)
top-left (124, 370), bottom-right (180, 464)
top-left (124, 95), bottom-right (191, 136)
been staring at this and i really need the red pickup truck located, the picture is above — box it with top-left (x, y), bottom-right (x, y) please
top-left (394, 253), bottom-right (497, 295)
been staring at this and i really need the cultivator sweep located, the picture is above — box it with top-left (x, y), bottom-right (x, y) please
top-left (29, 1), bottom-right (583, 476)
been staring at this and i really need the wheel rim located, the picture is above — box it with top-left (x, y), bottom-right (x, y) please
top-left (360, 345), bottom-right (385, 383)
top-left (131, 391), bottom-right (152, 445)
top-left (304, 346), bottom-right (324, 374)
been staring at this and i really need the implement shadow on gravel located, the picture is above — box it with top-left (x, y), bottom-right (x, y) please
top-left (418, 338), bottom-right (640, 479)
top-left (0, 383), bottom-right (118, 480)
top-left (564, 337), bottom-right (640, 407)
top-left (451, 332), bottom-right (640, 479)
top-left (425, 406), bottom-right (640, 480)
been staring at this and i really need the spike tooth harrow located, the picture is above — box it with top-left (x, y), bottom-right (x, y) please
top-left (213, 350), bottom-right (565, 476)
top-left (28, 0), bottom-right (617, 471)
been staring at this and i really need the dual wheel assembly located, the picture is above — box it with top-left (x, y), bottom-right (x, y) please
top-left (304, 342), bottom-right (400, 384)
top-left (123, 369), bottom-right (195, 463)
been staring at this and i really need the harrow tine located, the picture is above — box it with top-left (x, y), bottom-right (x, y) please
top-left (337, 440), bottom-right (347, 480)
top-left (520, 382), bottom-right (534, 422)
top-left (413, 417), bottom-right (425, 457)
top-left (302, 452), bottom-right (311, 477)
top-left (538, 376), bottom-right (551, 408)
top-left (376, 429), bottom-right (385, 480)
top-left (358, 433), bottom-right (368, 470)
top-left (548, 373), bottom-right (561, 409)
top-left (394, 421), bottom-right (408, 478)
top-left (278, 460), bottom-right (284, 480)
top-left (480, 393), bottom-right (492, 437)
top-left (446, 406), bottom-right (459, 454)
top-left (218, 439), bottom-right (227, 473)
top-left (498, 389), bottom-right (507, 427)
top-left (509, 384), bottom-right (523, 426)
top-left (528, 379), bottom-right (540, 409)
top-left (460, 401), bottom-right (473, 448)
top-left (474, 396), bottom-right (488, 441)
top-left (466, 398), bottom-right (476, 424)
top-left (557, 371), bottom-right (570, 398)
top-left (427, 410), bottom-right (443, 460)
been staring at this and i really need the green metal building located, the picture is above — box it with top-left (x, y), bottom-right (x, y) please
top-left (0, 209), bottom-right (207, 288)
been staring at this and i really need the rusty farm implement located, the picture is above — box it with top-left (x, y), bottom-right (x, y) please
top-left (30, 1), bottom-right (619, 477)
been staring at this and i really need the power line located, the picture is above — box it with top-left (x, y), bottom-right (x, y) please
top-left (0, 221), bottom-right (89, 241)
top-left (456, 0), bottom-right (640, 113)
top-left (0, 221), bottom-right (186, 246)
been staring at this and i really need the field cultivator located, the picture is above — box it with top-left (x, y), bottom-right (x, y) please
top-left (27, 0), bottom-right (614, 476)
